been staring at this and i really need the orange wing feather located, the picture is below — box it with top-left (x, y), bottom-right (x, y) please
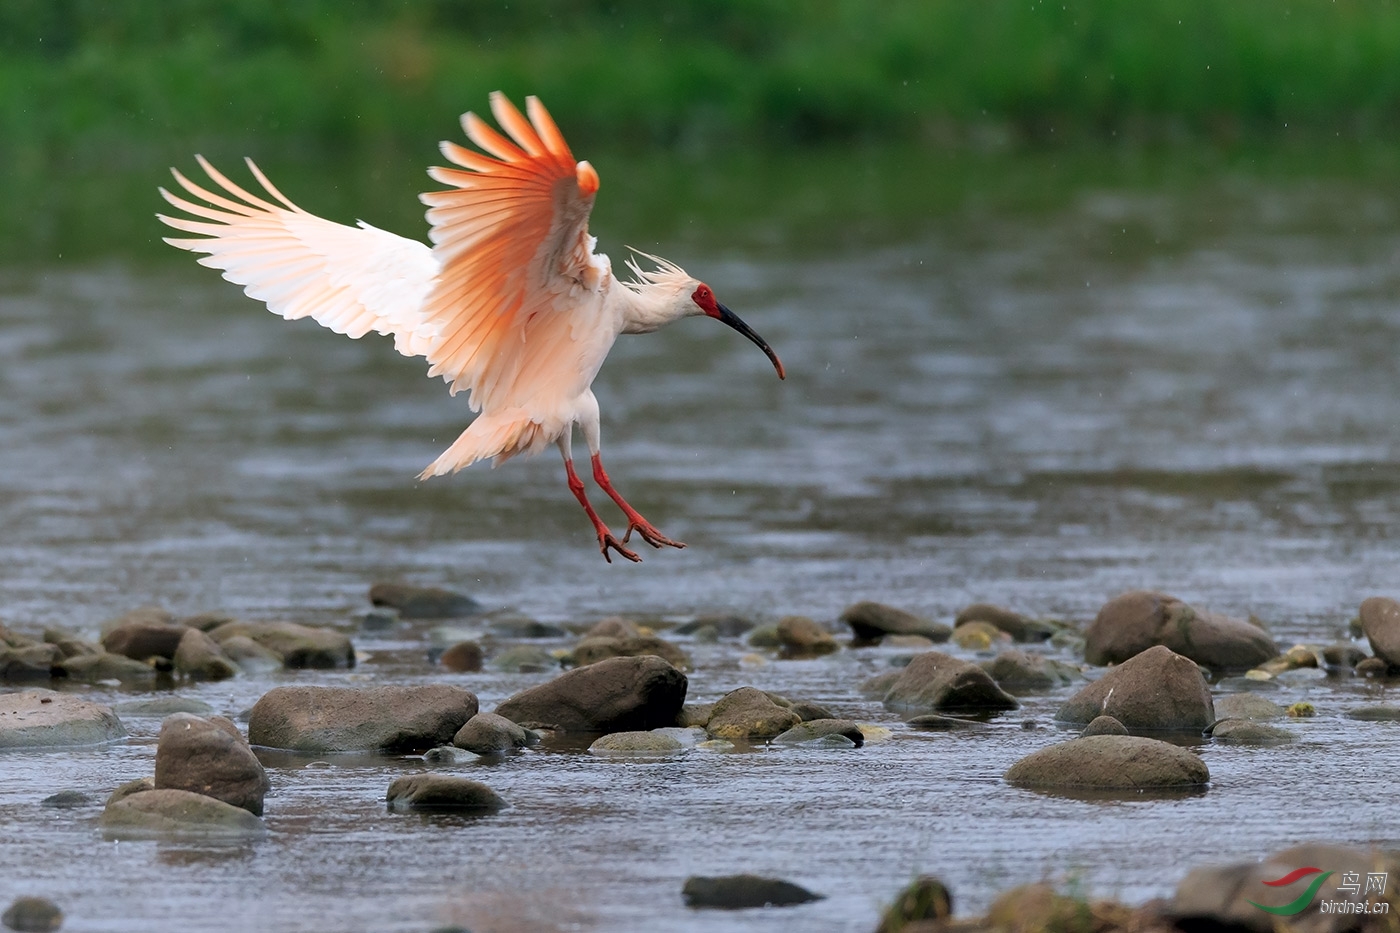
top-left (419, 92), bottom-right (601, 414)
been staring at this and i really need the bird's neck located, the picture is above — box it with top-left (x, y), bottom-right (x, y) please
top-left (615, 281), bottom-right (688, 335)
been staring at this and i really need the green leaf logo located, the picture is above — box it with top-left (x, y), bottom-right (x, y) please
top-left (1249, 869), bottom-right (1334, 916)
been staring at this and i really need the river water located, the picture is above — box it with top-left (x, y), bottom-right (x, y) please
top-left (2, 171), bottom-right (1400, 932)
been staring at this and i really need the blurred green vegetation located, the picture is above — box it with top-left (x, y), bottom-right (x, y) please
top-left (5, 0), bottom-right (1400, 260)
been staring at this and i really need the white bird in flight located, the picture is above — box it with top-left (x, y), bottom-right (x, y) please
top-left (157, 92), bottom-right (785, 563)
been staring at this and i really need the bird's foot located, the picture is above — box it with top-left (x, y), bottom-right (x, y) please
top-left (621, 520), bottom-right (686, 550)
top-left (598, 531), bottom-right (642, 564)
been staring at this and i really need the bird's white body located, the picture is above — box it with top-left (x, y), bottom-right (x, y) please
top-left (158, 92), bottom-right (782, 562)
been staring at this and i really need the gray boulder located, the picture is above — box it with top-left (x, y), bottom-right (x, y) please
top-left (154, 713), bottom-right (270, 815)
top-left (494, 655), bottom-right (686, 734)
top-left (1347, 705), bottom-right (1400, 721)
top-left (1171, 843), bottom-right (1398, 933)
top-left (385, 775), bottom-right (504, 813)
top-left (682, 875), bottom-right (823, 909)
top-left (571, 634), bottom-right (691, 671)
top-left (101, 620), bottom-right (190, 661)
top-left (980, 649), bottom-right (1079, 689)
top-left (113, 697), bottom-right (215, 718)
top-left (882, 651), bottom-right (1019, 714)
top-left (217, 635), bottom-right (284, 672)
top-left (0, 643), bottom-right (60, 682)
top-left (369, 582), bottom-right (481, 619)
top-left (208, 621), bottom-right (354, 669)
top-left (99, 788), bottom-right (266, 838)
top-left (1213, 693), bottom-right (1287, 721)
top-left (1085, 591), bottom-right (1277, 670)
top-left (248, 685), bottom-right (478, 753)
top-left (1209, 719), bottom-right (1295, 745)
top-left (1056, 645), bottom-right (1214, 731)
top-left (775, 616), bottom-right (839, 658)
top-left (589, 731), bottom-right (684, 754)
top-left (1004, 735), bottom-right (1209, 788)
top-left (1359, 596), bottom-right (1400, 670)
top-left (705, 687), bottom-right (800, 740)
top-left (956, 603), bottom-right (1053, 642)
top-left (774, 719), bottom-right (864, 746)
top-left (452, 712), bottom-right (537, 754)
top-left (840, 601), bottom-right (950, 646)
top-left (1, 897), bottom-right (63, 933)
top-left (0, 690), bottom-right (126, 748)
top-left (53, 651), bottom-right (158, 685)
top-left (173, 628), bottom-right (239, 681)
top-left (1081, 715), bottom-right (1128, 736)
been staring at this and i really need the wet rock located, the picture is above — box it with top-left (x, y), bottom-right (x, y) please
top-left (674, 615), bottom-right (754, 638)
top-left (980, 649), bottom-right (1079, 689)
top-left (1322, 643), bottom-right (1368, 670)
top-left (0, 691), bottom-right (126, 748)
top-left (676, 703), bottom-right (713, 728)
top-left (775, 616), bottom-right (839, 658)
top-left (1358, 596), bottom-right (1400, 670)
top-left (422, 745), bottom-right (475, 764)
top-left (1209, 719), bottom-right (1295, 745)
top-left (53, 651), bottom-right (158, 685)
top-left (487, 613), bottom-right (566, 639)
top-left (774, 719), bottom-right (864, 746)
top-left (1055, 645), bottom-right (1214, 731)
top-left (840, 601), bottom-right (951, 646)
top-left (882, 651), bottom-right (1019, 714)
top-left (571, 634), bottom-right (691, 671)
top-left (906, 713), bottom-right (985, 730)
top-left (1004, 735), bottom-right (1209, 788)
top-left (0, 644), bottom-right (60, 683)
top-left (490, 645), bottom-right (558, 673)
top-left (1085, 591), bottom-right (1278, 670)
top-left (249, 685), bottom-right (478, 753)
top-left (745, 625), bottom-right (781, 649)
top-left (452, 712), bottom-right (537, 754)
top-left (439, 640), bottom-right (484, 673)
top-left (101, 620), bottom-right (190, 661)
top-left (1356, 657), bottom-right (1390, 677)
top-left (40, 790), bottom-right (91, 809)
top-left (106, 778), bottom-right (155, 806)
top-left (358, 608), bottom-right (400, 634)
top-left (583, 617), bottom-right (643, 640)
top-left (154, 713), bottom-right (270, 815)
top-left (588, 731), bottom-right (684, 754)
top-left (0, 623), bottom-right (39, 649)
top-left (875, 875), bottom-right (953, 933)
top-left (385, 775), bottom-right (504, 813)
top-left (789, 701), bottom-right (836, 721)
top-left (173, 628), bottom-right (238, 681)
top-left (217, 635), bottom-right (284, 672)
top-left (705, 687), bottom-right (801, 740)
top-left (99, 788), bottom-right (266, 838)
top-left (369, 582), bottom-right (481, 619)
top-left (114, 697), bottom-right (216, 718)
top-left (208, 621), bottom-right (354, 669)
top-left (1347, 705), bottom-right (1400, 721)
top-left (494, 655), bottom-right (687, 734)
top-left (956, 604), bottom-right (1054, 642)
top-left (98, 605), bottom-right (177, 637)
top-left (985, 884), bottom-right (1100, 933)
top-left (1213, 693), bottom-right (1286, 721)
top-left (681, 875), bottom-right (823, 909)
top-left (1171, 843), bottom-right (1399, 933)
top-left (859, 670), bottom-right (903, 699)
top-left (1081, 715), bottom-right (1128, 736)
top-left (183, 611), bottom-right (239, 632)
top-left (951, 620), bottom-right (1011, 650)
top-left (42, 629), bottom-right (101, 659)
top-left (2, 897), bottom-right (63, 932)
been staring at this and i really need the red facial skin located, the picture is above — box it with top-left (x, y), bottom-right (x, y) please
top-left (692, 284), bottom-right (721, 317)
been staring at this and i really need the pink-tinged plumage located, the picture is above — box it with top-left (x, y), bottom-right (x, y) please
top-left (157, 92), bottom-right (784, 563)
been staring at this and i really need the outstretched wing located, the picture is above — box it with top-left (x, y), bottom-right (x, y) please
top-left (419, 92), bottom-right (604, 413)
top-left (157, 156), bottom-right (439, 358)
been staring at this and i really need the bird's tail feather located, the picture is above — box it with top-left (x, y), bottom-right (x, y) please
top-left (419, 408), bottom-right (558, 479)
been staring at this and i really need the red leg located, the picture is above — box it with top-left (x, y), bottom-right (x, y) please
top-left (564, 458), bottom-right (640, 563)
top-left (591, 453), bottom-right (686, 550)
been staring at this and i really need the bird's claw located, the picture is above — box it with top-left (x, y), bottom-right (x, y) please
top-left (599, 532), bottom-right (642, 564)
top-left (621, 522), bottom-right (686, 550)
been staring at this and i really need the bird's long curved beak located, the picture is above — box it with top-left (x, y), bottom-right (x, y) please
top-left (714, 303), bottom-right (785, 380)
